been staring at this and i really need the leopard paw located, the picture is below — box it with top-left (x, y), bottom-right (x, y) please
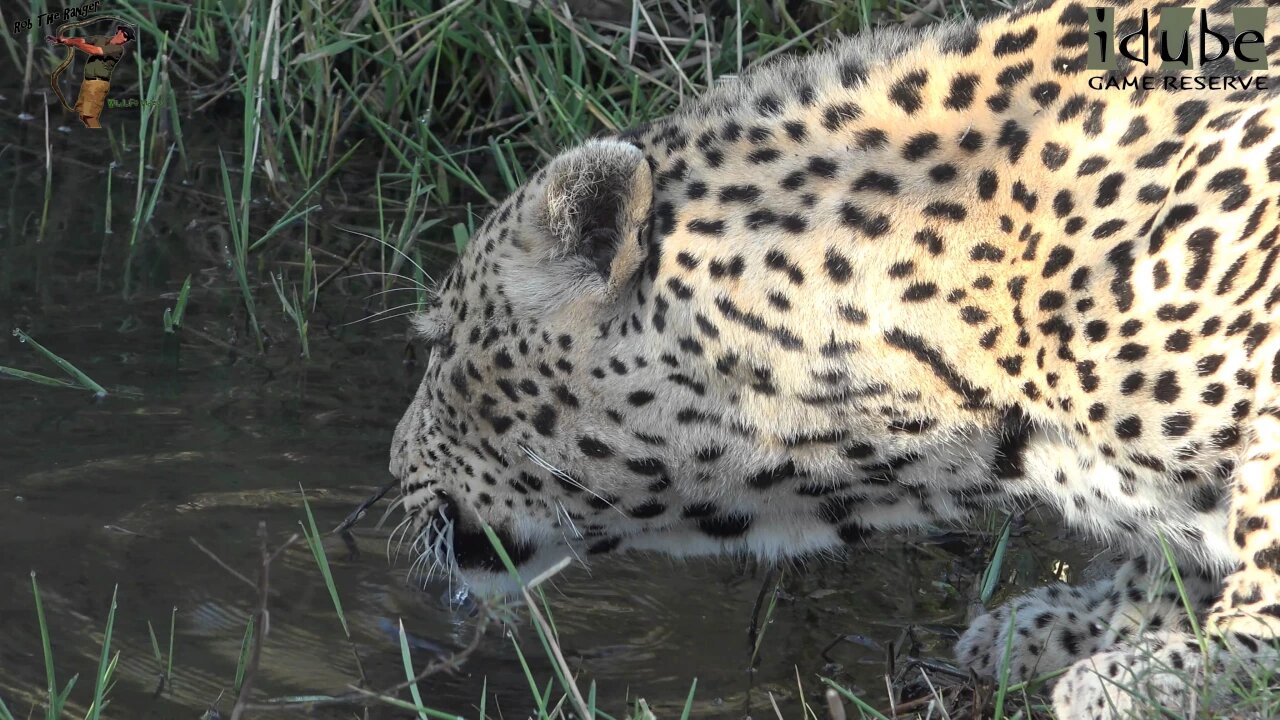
top-left (1050, 632), bottom-right (1205, 719)
top-left (956, 581), bottom-right (1116, 682)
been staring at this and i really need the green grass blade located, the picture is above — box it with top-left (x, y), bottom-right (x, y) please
top-left (480, 523), bottom-right (588, 717)
top-left (397, 619), bottom-right (429, 720)
top-left (0, 693), bottom-right (15, 720)
top-left (750, 572), bottom-right (783, 665)
top-left (165, 275), bottom-right (192, 333)
top-left (131, 142), bottom-right (177, 249)
top-left (533, 585), bottom-right (561, 641)
top-left (678, 678), bottom-right (698, 720)
top-left (1157, 531), bottom-right (1208, 657)
top-left (147, 621), bottom-right (163, 663)
top-left (87, 585), bottom-right (119, 720)
top-left (993, 605), bottom-right (1017, 720)
top-left (357, 693), bottom-right (463, 719)
top-left (452, 223), bottom-right (469, 255)
top-left (820, 677), bottom-right (891, 720)
top-left (54, 675), bottom-right (78, 710)
top-left (0, 366), bottom-right (80, 390)
top-left (233, 615), bottom-right (255, 692)
top-left (29, 572), bottom-right (60, 720)
top-left (539, 677), bottom-right (555, 717)
top-left (12, 330), bottom-right (108, 397)
top-left (980, 515), bottom-right (1014, 605)
top-left (507, 632), bottom-right (549, 718)
top-left (166, 606), bottom-right (176, 688)
top-left (1000, 666), bottom-right (1069, 695)
top-left (96, 651), bottom-right (121, 715)
top-left (246, 140), bottom-right (365, 252)
top-left (299, 487), bottom-right (349, 636)
top-left (216, 149), bottom-right (263, 351)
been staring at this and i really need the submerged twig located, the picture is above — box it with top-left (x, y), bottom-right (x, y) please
top-left (227, 522), bottom-right (299, 720)
top-left (332, 478), bottom-right (398, 536)
top-left (748, 565), bottom-right (780, 653)
top-left (189, 537), bottom-right (257, 592)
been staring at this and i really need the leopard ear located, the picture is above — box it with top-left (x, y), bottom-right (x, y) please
top-left (542, 140), bottom-right (653, 293)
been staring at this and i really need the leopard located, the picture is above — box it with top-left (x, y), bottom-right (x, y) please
top-left (389, 0), bottom-right (1280, 716)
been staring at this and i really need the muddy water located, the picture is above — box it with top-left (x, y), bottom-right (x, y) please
top-left (0, 105), bottom-right (1081, 720)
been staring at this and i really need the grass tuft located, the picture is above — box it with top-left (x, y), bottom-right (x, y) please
top-left (25, 573), bottom-right (124, 720)
top-left (14, 0), bottom-right (991, 357)
top-left (86, 586), bottom-right (120, 720)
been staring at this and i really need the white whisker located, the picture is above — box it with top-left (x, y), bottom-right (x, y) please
top-left (342, 301), bottom-right (426, 327)
top-left (333, 224), bottom-right (434, 286)
top-left (376, 491), bottom-right (404, 532)
top-left (359, 310), bottom-right (430, 327)
top-left (407, 530), bottom-right (431, 583)
top-left (556, 499), bottom-right (583, 539)
top-left (363, 286), bottom-right (430, 301)
top-left (388, 515), bottom-right (415, 564)
top-left (561, 529), bottom-right (588, 572)
top-left (520, 444), bottom-right (625, 516)
top-left (343, 270), bottom-right (433, 291)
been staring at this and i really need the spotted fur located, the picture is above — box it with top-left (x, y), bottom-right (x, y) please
top-left (391, 1), bottom-right (1280, 716)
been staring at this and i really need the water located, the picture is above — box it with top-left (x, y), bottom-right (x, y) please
top-left (0, 99), bottom-right (1083, 720)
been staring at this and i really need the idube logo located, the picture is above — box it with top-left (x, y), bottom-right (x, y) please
top-left (1086, 6), bottom-right (1269, 91)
